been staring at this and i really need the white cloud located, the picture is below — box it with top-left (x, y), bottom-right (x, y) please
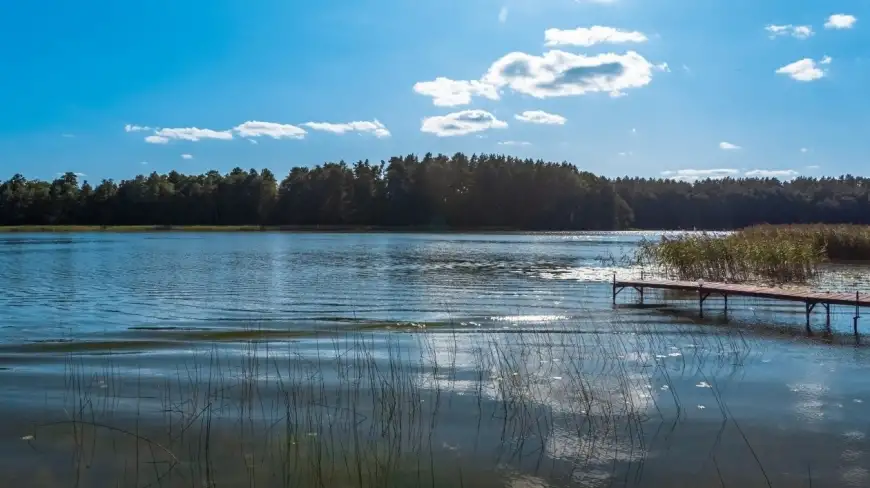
top-left (806, 165), bottom-right (820, 170)
top-left (618, 151), bottom-right (634, 157)
top-left (631, 128), bottom-right (637, 134)
top-left (413, 77), bottom-right (499, 107)
top-left (498, 7), bottom-right (508, 23)
top-left (655, 62), bottom-right (670, 72)
top-left (232, 121), bottom-right (306, 139)
top-left (125, 124), bottom-right (152, 133)
top-left (303, 120), bottom-right (390, 138)
top-left (145, 135), bottom-right (169, 144)
top-left (719, 141), bottom-right (741, 150)
top-left (140, 161), bottom-right (149, 165)
top-left (421, 110), bottom-right (508, 137)
top-left (498, 140), bottom-right (531, 146)
top-left (661, 168), bottom-right (739, 182)
top-left (483, 50), bottom-right (654, 99)
top-left (745, 169), bottom-right (799, 179)
top-left (514, 110), bottom-right (567, 125)
top-left (155, 127), bottom-right (234, 142)
top-left (825, 14), bottom-right (857, 30)
top-left (765, 24), bottom-right (814, 39)
top-left (181, 154), bottom-right (194, 160)
top-left (544, 26), bottom-right (648, 47)
top-left (776, 57), bottom-right (828, 81)
top-left (801, 147), bottom-right (808, 153)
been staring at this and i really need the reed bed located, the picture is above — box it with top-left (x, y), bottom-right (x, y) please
top-left (8, 318), bottom-right (762, 488)
top-left (637, 225), bottom-right (870, 284)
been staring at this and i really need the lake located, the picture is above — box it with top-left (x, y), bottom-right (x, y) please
top-left (1, 232), bottom-right (870, 487)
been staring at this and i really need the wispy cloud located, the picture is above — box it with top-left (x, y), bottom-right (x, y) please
top-left (421, 110), bottom-right (508, 137)
top-left (744, 169), bottom-right (799, 179)
top-left (544, 26), bottom-right (648, 47)
top-left (765, 24), bottom-right (814, 39)
top-left (825, 14), bottom-right (857, 30)
top-left (776, 57), bottom-right (829, 81)
top-left (155, 127), bottom-right (234, 142)
top-left (124, 124), bottom-right (152, 133)
top-left (661, 168), bottom-right (739, 182)
top-left (303, 120), bottom-right (390, 138)
top-left (181, 154), bottom-right (193, 160)
top-left (498, 140), bottom-right (531, 146)
top-left (61, 133), bottom-right (75, 139)
top-left (145, 135), bottom-right (169, 144)
top-left (719, 141), bottom-right (741, 150)
top-left (413, 77), bottom-right (499, 107)
top-left (514, 110), bottom-right (567, 125)
top-left (498, 6), bottom-right (508, 24)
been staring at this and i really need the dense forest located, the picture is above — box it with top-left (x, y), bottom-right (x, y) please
top-left (1, 153), bottom-right (869, 230)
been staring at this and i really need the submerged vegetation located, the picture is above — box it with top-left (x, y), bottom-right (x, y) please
top-left (638, 224), bottom-right (870, 283)
top-left (9, 320), bottom-right (766, 488)
top-left (4, 154), bottom-right (870, 230)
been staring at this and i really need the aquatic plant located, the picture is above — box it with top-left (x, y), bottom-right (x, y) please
top-left (12, 318), bottom-right (763, 488)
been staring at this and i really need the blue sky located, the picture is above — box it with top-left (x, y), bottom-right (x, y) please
top-left (1, 0), bottom-right (868, 183)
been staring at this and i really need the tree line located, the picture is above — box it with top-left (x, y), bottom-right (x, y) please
top-left (1, 153), bottom-right (868, 230)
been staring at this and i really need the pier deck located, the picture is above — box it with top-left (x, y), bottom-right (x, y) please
top-left (613, 278), bottom-right (869, 338)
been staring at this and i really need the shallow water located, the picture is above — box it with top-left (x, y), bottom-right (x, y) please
top-left (2, 232), bottom-right (870, 487)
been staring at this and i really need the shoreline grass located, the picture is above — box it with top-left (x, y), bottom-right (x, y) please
top-left (0, 224), bottom-right (548, 233)
top-left (638, 224), bottom-right (870, 284)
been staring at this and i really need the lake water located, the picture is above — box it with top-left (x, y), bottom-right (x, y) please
top-left (2, 232), bottom-right (870, 487)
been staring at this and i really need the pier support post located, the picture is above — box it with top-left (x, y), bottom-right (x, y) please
top-left (638, 287), bottom-right (644, 305)
top-left (855, 292), bottom-right (861, 345)
top-left (824, 303), bottom-right (831, 331)
top-left (698, 286), bottom-right (709, 319)
top-left (723, 294), bottom-right (728, 321)
top-left (612, 273), bottom-right (617, 306)
top-left (805, 302), bottom-right (816, 336)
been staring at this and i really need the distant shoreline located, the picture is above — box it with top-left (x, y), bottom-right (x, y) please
top-left (0, 225), bottom-right (655, 233)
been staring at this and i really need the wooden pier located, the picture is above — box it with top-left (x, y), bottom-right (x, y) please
top-left (613, 277), bottom-right (869, 339)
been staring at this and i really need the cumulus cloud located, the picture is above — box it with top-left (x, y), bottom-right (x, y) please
top-left (420, 110), bottom-right (508, 137)
top-left (515, 110), bottom-right (567, 125)
top-left (232, 121), bottom-right (306, 139)
top-left (498, 140), bottom-right (531, 146)
top-left (145, 135), bottom-right (169, 144)
top-left (544, 26), bottom-right (648, 47)
top-left (776, 57), bottom-right (828, 81)
top-left (125, 124), bottom-right (152, 132)
top-left (413, 77), bottom-right (500, 107)
top-left (745, 169), bottom-right (799, 179)
top-left (303, 120), bottom-right (390, 138)
top-left (661, 168), bottom-right (739, 182)
top-left (765, 24), bottom-right (814, 39)
top-left (825, 14), bottom-right (857, 30)
top-left (719, 141), bottom-right (741, 150)
top-left (499, 7), bottom-right (508, 23)
top-left (155, 127), bottom-right (234, 142)
top-left (483, 50), bottom-right (654, 99)
top-left (181, 154), bottom-right (193, 160)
